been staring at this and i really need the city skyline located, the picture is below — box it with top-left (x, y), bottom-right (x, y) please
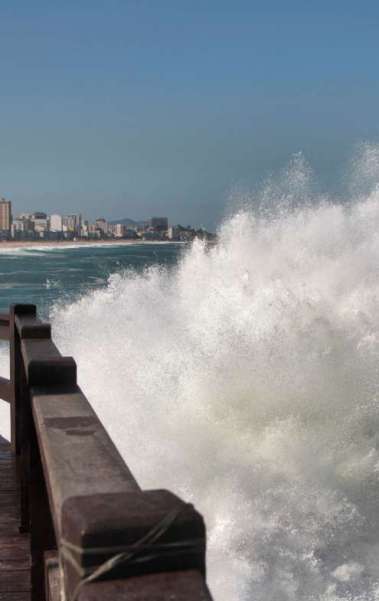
top-left (0, 197), bottom-right (215, 242)
top-left (0, 193), bottom-right (213, 231)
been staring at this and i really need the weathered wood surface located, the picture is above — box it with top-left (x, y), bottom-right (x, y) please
top-left (32, 391), bottom-right (139, 538)
top-left (77, 571), bottom-right (212, 601)
top-left (44, 552), bottom-right (60, 601)
top-left (0, 436), bottom-right (31, 601)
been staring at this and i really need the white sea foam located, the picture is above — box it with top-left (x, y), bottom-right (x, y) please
top-left (4, 147), bottom-right (379, 600)
top-left (0, 241), bottom-right (179, 255)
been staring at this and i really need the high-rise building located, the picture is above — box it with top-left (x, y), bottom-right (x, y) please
top-left (151, 217), bottom-right (168, 232)
top-left (50, 214), bottom-right (63, 232)
top-left (0, 198), bottom-right (12, 231)
top-left (95, 218), bottom-right (108, 235)
top-left (167, 226), bottom-right (180, 240)
top-left (63, 214), bottom-right (82, 235)
top-left (31, 212), bottom-right (48, 235)
top-left (88, 223), bottom-right (101, 238)
top-left (114, 223), bottom-right (126, 238)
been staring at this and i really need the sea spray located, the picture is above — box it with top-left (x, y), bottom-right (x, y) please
top-left (0, 150), bottom-right (371, 600)
top-left (49, 183), bottom-right (379, 600)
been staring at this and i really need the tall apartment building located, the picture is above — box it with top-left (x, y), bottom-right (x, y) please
top-left (0, 198), bottom-right (12, 231)
top-left (31, 212), bottom-right (49, 235)
top-left (50, 214), bottom-right (63, 232)
top-left (114, 223), bottom-right (126, 238)
top-left (63, 214), bottom-right (82, 235)
top-left (95, 218), bottom-right (108, 235)
top-left (151, 217), bottom-right (168, 232)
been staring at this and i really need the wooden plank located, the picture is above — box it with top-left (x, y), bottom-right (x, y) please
top-left (0, 462), bottom-right (17, 470)
top-left (0, 449), bottom-right (12, 456)
top-left (0, 536), bottom-right (30, 560)
top-left (0, 492), bottom-right (19, 504)
top-left (0, 470), bottom-right (16, 477)
top-left (0, 463), bottom-right (17, 471)
top-left (32, 391), bottom-right (139, 537)
top-left (0, 519), bottom-right (19, 530)
top-left (21, 339), bottom-right (61, 363)
top-left (0, 465), bottom-right (16, 472)
top-left (0, 594), bottom-right (30, 601)
top-left (0, 478), bottom-right (19, 489)
top-left (44, 552), bottom-right (60, 601)
top-left (0, 570), bottom-right (31, 592)
top-left (77, 571), bottom-right (212, 601)
top-left (0, 451), bottom-right (20, 524)
top-left (0, 557), bottom-right (31, 571)
top-left (0, 445), bottom-right (19, 499)
top-left (0, 436), bottom-right (32, 599)
top-left (0, 513), bottom-right (19, 526)
top-left (0, 483), bottom-right (19, 493)
top-left (0, 507), bottom-right (19, 522)
top-left (21, 340), bottom-right (76, 388)
top-left (15, 316), bottom-right (51, 341)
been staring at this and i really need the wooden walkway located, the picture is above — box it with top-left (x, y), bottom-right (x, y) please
top-left (0, 436), bottom-right (31, 601)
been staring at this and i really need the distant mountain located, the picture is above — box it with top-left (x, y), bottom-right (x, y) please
top-left (110, 218), bottom-right (148, 228)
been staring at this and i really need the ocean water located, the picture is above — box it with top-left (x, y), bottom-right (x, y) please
top-left (0, 242), bottom-right (181, 315)
top-left (0, 151), bottom-right (379, 600)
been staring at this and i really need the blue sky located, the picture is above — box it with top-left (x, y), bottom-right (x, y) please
top-left (1, 1), bottom-right (379, 228)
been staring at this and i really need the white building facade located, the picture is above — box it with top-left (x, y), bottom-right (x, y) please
top-left (50, 214), bottom-right (63, 232)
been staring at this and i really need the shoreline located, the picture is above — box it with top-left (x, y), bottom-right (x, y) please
top-left (0, 239), bottom-right (184, 251)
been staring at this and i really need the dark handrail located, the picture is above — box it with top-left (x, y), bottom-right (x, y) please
top-left (6, 304), bottom-right (213, 601)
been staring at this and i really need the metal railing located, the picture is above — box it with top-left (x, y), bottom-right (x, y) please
top-left (0, 304), bottom-right (213, 601)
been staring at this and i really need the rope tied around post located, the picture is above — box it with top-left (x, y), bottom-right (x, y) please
top-left (60, 504), bottom-right (205, 601)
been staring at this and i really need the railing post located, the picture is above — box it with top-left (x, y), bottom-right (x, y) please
top-left (61, 490), bottom-right (206, 600)
top-left (9, 304), bottom-right (36, 455)
top-left (10, 305), bottom-right (59, 601)
top-left (29, 411), bottom-right (56, 601)
top-left (10, 304), bottom-right (37, 534)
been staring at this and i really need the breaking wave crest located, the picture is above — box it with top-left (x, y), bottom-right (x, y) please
top-left (50, 148), bottom-right (379, 600)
